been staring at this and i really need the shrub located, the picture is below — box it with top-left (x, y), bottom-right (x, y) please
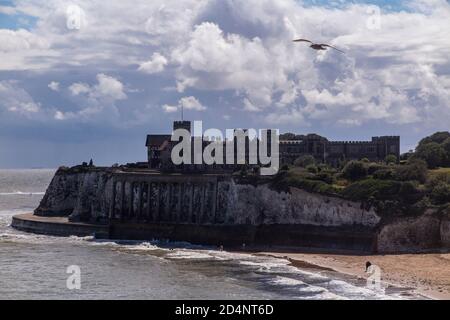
top-left (430, 182), bottom-right (450, 204)
top-left (394, 159), bottom-right (428, 183)
top-left (294, 155), bottom-right (315, 168)
top-left (285, 176), bottom-right (338, 195)
top-left (317, 163), bottom-right (333, 172)
top-left (373, 169), bottom-right (395, 180)
top-left (409, 197), bottom-right (432, 216)
top-left (385, 154), bottom-right (397, 164)
top-left (341, 179), bottom-right (402, 201)
top-left (427, 174), bottom-right (450, 204)
top-left (367, 163), bottom-right (386, 175)
top-left (426, 173), bottom-right (450, 190)
top-left (399, 180), bottom-right (419, 194)
top-left (342, 161), bottom-right (368, 180)
top-left (306, 165), bottom-right (318, 174)
top-left (315, 172), bottom-right (336, 184)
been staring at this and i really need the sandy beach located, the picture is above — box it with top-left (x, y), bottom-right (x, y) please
top-left (257, 250), bottom-right (450, 300)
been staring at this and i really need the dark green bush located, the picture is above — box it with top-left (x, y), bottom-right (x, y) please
top-left (367, 163), bottom-right (386, 175)
top-left (385, 154), bottom-right (398, 164)
top-left (399, 181), bottom-right (419, 195)
top-left (306, 165), bottom-right (318, 174)
top-left (342, 161), bottom-right (368, 180)
top-left (315, 172), bottom-right (336, 184)
top-left (430, 182), bottom-right (450, 204)
top-left (409, 197), bottom-right (432, 216)
top-left (285, 177), bottom-right (338, 195)
top-left (341, 179), bottom-right (402, 201)
top-left (394, 159), bottom-right (428, 183)
top-left (373, 169), bottom-right (395, 180)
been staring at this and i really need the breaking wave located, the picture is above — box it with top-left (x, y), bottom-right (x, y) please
top-left (0, 192), bottom-right (45, 196)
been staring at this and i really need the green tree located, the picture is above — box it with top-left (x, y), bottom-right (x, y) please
top-left (442, 137), bottom-right (450, 166)
top-left (279, 133), bottom-right (297, 140)
top-left (415, 142), bottom-right (446, 169)
top-left (418, 132), bottom-right (450, 146)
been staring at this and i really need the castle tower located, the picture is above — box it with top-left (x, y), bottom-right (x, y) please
top-left (173, 121), bottom-right (191, 134)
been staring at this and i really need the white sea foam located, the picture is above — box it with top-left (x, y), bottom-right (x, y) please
top-left (269, 276), bottom-right (348, 300)
top-left (327, 279), bottom-right (401, 300)
top-left (0, 192), bottom-right (45, 196)
top-left (166, 250), bottom-right (216, 260)
top-left (121, 242), bottom-right (162, 251)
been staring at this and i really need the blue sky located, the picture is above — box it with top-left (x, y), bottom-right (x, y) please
top-left (302, 0), bottom-right (409, 10)
top-left (1, 0), bottom-right (450, 168)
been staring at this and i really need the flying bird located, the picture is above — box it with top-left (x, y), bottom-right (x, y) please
top-left (293, 38), bottom-right (344, 54)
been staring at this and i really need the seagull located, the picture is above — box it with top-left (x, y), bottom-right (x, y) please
top-left (293, 38), bottom-right (345, 54)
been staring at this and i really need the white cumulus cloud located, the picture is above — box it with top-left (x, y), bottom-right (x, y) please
top-left (0, 81), bottom-right (40, 116)
top-left (162, 96), bottom-right (206, 113)
top-left (138, 53), bottom-right (168, 74)
top-left (48, 81), bottom-right (60, 91)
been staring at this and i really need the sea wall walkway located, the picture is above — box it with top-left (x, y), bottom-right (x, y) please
top-left (11, 213), bottom-right (108, 238)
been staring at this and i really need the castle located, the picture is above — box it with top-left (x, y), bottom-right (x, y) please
top-left (146, 121), bottom-right (400, 170)
top-left (279, 133), bottom-right (400, 167)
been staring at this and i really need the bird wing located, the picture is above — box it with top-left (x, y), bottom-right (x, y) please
top-left (293, 39), bottom-right (312, 43)
top-left (321, 44), bottom-right (345, 54)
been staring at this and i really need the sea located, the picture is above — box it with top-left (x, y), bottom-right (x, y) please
top-left (0, 169), bottom-right (421, 300)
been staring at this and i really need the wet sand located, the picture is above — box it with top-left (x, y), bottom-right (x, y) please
top-left (256, 250), bottom-right (450, 300)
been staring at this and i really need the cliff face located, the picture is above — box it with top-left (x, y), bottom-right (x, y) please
top-left (377, 210), bottom-right (442, 253)
top-left (36, 168), bottom-right (380, 228)
top-left (35, 168), bottom-right (113, 223)
top-left (220, 181), bottom-right (380, 227)
top-left (440, 212), bottom-right (450, 247)
top-left (35, 167), bottom-right (449, 252)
